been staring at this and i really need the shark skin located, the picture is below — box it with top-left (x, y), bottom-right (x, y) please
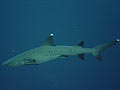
top-left (2, 34), bottom-right (119, 67)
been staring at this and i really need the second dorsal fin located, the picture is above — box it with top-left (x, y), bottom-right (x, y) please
top-left (77, 41), bottom-right (84, 47)
top-left (43, 34), bottom-right (56, 46)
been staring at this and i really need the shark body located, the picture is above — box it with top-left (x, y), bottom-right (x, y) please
top-left (2, 34), bottom-right (119, 67)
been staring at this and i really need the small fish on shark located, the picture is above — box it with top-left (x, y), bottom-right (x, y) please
top-left (2, 34), bottom-right (120, 67)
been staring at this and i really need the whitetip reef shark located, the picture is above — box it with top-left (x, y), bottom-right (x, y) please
top-left (2, 34), bottom-right (120, 67)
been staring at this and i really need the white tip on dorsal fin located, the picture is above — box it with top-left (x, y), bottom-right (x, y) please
top-left (50, 33), bottom-right (54, 36)
top-left (43, 34), bottom-right (56, 46)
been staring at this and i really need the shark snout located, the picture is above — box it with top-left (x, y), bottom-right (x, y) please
top-left (2, 61), bottom-right (12, 66)
top-left (2, 59), bottom-right (19, 67)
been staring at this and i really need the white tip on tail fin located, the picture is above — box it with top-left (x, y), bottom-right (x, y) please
top-left (92, 40), bottom-right (119, 61)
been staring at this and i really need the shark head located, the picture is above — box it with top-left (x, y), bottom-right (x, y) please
top-left (2, 58), bottom-right (25, 67)
top-left (2, 56), bottom-right (38, 67)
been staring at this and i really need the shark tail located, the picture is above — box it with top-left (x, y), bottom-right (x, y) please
top-left (92, 39), bottom-right (119, 61)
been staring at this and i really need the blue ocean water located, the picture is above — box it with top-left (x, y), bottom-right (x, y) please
top-left (0, 0), bottom-right (120, 90)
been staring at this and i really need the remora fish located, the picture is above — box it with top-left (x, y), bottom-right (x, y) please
top-left (2, 34), bottom-right (119, 67)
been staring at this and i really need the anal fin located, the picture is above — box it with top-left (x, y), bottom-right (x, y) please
top-left (96, 54), bottom-right (102, 61)
top-left (78, 54), bottom-right (85, 61)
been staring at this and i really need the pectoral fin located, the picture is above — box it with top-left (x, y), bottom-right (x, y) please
top-left (59, 55), bottom-right (69, 58)
top-left (24, 59), bottom-right (39, 65)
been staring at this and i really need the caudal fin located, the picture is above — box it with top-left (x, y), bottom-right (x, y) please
top-left (92, 39), bottom-right (119, 61)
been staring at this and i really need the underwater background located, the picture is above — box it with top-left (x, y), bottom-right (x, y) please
top-left (0, 0), bottom-right (120, 90)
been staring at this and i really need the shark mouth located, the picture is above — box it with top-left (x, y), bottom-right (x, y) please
top-left (24, 59), bottom-right (39, 65)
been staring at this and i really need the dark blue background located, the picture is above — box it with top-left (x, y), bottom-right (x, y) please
top-left (0, 0), bottom-right (120, 90)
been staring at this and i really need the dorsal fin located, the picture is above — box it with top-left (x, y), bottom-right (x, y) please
top-left (78, 41), bottom-right (84, 47)
top-left (43, 34), bottom-right (56, 46)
